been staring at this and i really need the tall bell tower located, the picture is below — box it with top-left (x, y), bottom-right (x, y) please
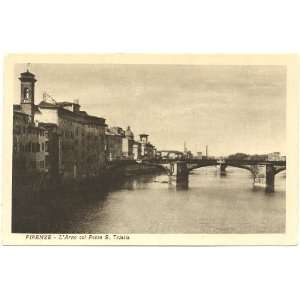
top-left (19, 64), bottom-right (37, 122)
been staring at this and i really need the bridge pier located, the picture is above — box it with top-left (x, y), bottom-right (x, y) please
top-left (158, 159), bottom-right (285, 193)
top-left (169, 161), bottom-right (189, 189)
top-left (253, 164), bottom-right (275, 193)
top-left (220, 163), bottom-right (227, 176)
top-left (265, 165), bottom-right (275, 193)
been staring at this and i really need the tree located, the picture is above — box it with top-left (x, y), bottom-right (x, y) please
top-left (249, 154), bottom-right (268, 161)
top-left (227, 153), bottom-right (249, 160)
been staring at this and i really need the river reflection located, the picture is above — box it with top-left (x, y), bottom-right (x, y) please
top-left (14, 167), bottom-right (286, 234)
top-left (60, 167), bottom-right (286, 234)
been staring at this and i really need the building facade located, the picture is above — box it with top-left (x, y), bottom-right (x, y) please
top-left (105, 126), bottom-right (137, 161)
top-left (13, 70), bottom-right (107, 181)
top-left (35, 100), bottom-right (106, 179)
top-left (105, 127), bottom-right (123, 161)
top-left (13, 110), bottom-right (48, 174)
top-left (13, 71), bottom-right (48, 175)
top-left (123, 126), bottom-right (134, 159)
top-left (139, 134), bottom-right (156, 160)
top-left (133, 141), bottom-right (142, 160)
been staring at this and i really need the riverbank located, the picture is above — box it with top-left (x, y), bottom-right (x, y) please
top-left (11, 162), bottom-right (164, 233)
top-left (120, 162), bottom-right (164, 177)
top-left (12, 162), bottom-right (164, 201)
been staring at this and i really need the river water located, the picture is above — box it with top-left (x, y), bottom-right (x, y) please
top-left (32, 166), bottom-right (284, 234)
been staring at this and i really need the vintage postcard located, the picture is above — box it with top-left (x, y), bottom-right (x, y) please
top-left (1, 54), bottom-right (298, 245)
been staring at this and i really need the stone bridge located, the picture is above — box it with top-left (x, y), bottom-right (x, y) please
top-left (147, 159), bottom-right (286, 192)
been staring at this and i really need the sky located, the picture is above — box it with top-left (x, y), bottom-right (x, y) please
top-left (14, 63), bottom-right (286, 156)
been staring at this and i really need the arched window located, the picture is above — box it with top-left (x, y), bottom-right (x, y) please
top-left (24, 87), bottom-right (30, 101)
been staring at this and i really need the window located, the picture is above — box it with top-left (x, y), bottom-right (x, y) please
top-left (14, 126), bottom-right (21, 134)
top-left (45, 141), bottom-right (49, 152)
top-left (41, 143), bottom-right (44, 151)
top-left (45, 156), bottom-right (49, 168)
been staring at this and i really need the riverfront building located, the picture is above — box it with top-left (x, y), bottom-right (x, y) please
top-left (13, 71), bottom-right (49, 175)
top-left (35, 100), bottom-right (106, 179)
top-left (105, 127), bottom-right (123, 161)
top-left (13, 68), bottom-right (160, 182)
top-left (13, 110), bottom-right (49, 174)
top-left (123, 126), bottom-right (134, 159)
top-left (13, 70), bottom-right (107, 180)
top-left (105, 127), bottom-right (156, 161)
top-left (133, 141), bottom-right (142, 160)
top-left (139, 134), bottom-right (156, 160)
top-left (105, 126), bottom-right (135, 161)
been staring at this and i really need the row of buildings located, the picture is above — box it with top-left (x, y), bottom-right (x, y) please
top-left (105, 126), bottom-right (156, 161)
top-left (13, 70), bottom-right (156, 180)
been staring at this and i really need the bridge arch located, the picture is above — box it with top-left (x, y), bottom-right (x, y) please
top-left (141, 162), bottom-right (172, 174)
top-left (188, 163), bottom-right (218, 171)
top-left (274, 166), bottom-right (286, 176)
top-left (188, 163), bottom-right (256, 176)
top-left (225, 164), bottom-right (256, 175)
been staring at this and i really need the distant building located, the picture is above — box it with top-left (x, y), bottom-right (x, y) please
top-left (105, 126), bottom-right (141, 161)
top-left (123, 126), bottom-right (134, 159)
top-left (139, 134), bottom-right (155, 160)
top-left (155, 150), bottom-right (162, 160)
top-left (160, 150), bottom-right (184, 160)
top-left (268, 152), bottom-right (281, 161)
top-left (185, 150), bottom-right (193, 159)
top-left (182, 142), bottom-right (193, 159)
top-left (133, 140), bottom-right (142, 160)
top-left (195, 152), bottom-right (203, 159)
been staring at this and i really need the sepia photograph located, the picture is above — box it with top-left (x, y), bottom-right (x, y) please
top-left (2, 54), bottom-right (298, 245)
top-left (1, 2), bottom-right (300, 300)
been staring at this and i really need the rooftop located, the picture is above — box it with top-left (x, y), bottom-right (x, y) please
top-left (38, 100), bottom-right (106, 125)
